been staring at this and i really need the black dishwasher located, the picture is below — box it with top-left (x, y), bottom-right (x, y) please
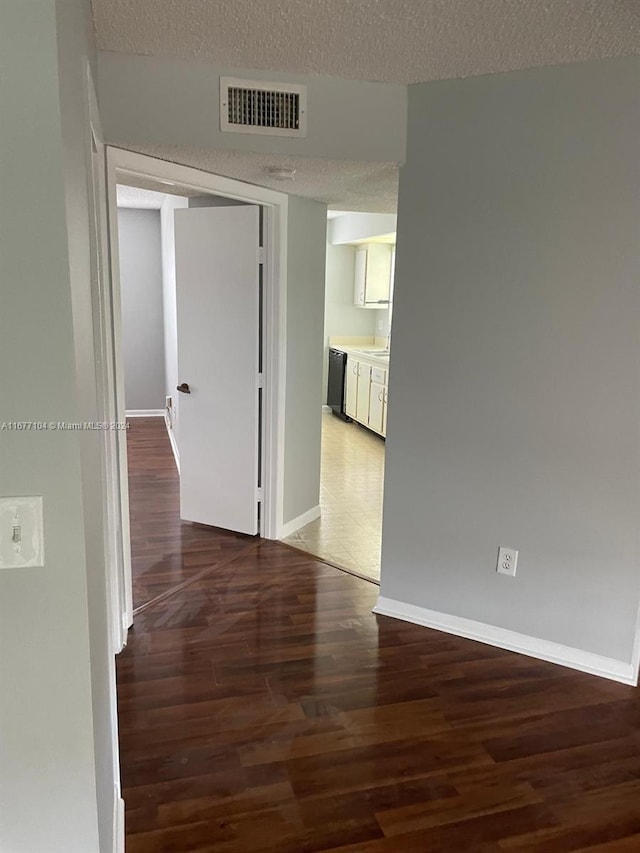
top-left (327, 348), bottom-right (352, 421)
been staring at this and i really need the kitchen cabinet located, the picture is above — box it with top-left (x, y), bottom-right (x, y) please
top-left (345, 356), bottom-right (372, 422)
top-left (353, 243), bottom-right (393, 308)
top-left (356, 362), bottom-right (371, 422)
top-left (369, 381), bottom-right (386, 435)
top-left (345, 356), bottom-right (358, 419)
top-left (344, 355), bottom-right (388, 437)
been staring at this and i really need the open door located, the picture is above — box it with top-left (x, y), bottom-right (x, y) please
top-left (174, 205), bottom-right (261, 535)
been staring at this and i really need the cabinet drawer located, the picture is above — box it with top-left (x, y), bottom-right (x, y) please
top-left (371, 366), bottom-right (387, 385)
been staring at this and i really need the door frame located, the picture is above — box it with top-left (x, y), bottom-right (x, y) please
top-left (103, 146), bottom-right (289, 639)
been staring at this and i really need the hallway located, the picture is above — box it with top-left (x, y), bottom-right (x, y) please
top-left (127, 417), bottom-right (254, 611)
top-left (118, 420), bottom-right (640, 852)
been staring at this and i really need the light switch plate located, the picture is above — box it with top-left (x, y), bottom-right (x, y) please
top-left (0, 496), bottom-right (44, 569)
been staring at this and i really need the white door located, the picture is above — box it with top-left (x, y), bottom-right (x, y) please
top-left (175, 205), bottom-right (261, 535)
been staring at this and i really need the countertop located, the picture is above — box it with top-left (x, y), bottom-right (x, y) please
top-left (330, 343), bottom-right (390, 369)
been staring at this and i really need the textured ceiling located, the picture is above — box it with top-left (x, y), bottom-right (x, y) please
top-left (92, 0), bottom-right (640, 84)
top-left (116, 145), bottom-right (400, 213)
top-left (94, 0), bottom-right (639, 212)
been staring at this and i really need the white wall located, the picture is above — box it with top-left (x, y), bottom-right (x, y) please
top-left (329, 212), bottom-right (397, 245)
top-left (382, 56), bottom-right (640, 673)
top-left (322, 244), bottom-right (379, 402)
top-left (0, 1), bottom-right (116, 850)
top-left (97, 51), bottom-right (407, 164)
top-left (160, 194), bottom-right (189, 443)
top-left (118, 207), bottom-right (166, 410)
top-left (284, 197), bottom-right (327, 524)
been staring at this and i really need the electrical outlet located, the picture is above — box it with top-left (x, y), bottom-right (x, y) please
top-left (496, 546), bottom-right (517, 577)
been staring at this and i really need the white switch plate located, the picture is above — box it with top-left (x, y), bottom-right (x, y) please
top-left (0, 496), bottom-right (45, 569)
top-left (497, 545), bottom-right (518, 577)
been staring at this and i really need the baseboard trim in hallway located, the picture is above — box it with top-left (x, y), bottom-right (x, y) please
top-left (374, 595), bottom-right (638, 685)
top-left (112, 791), bottom-right (124, 853)
top-left (125, 409), bottom-right (165, 417)
top-left (279, 504), bottom-right (321, 539)
top-left (163, 413), bottom-right (180, 473)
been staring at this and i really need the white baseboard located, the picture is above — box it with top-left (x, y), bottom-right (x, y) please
top-left (113, 790), bottom-right (125, 853)
top-left (125, 409), bottom-right (165, 417)
top-left (322, 405), bottom-right (332, 414)
top-left (164, 413), bottom-right (180, 474)
top-left (373, 595), bottom-right (638, 686)
top-left (280, 504), bottom-right (321, 539)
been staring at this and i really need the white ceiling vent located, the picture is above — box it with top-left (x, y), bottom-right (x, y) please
top-left (220, 77), bottom-right (307, 138)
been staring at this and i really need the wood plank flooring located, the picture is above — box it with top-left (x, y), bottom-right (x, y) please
top-left (119, 418), bottom-right (640, 852)
top-left (127, 417), bottom-right (254, 611)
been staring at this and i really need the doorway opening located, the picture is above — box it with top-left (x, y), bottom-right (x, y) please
top-left (115, 184), bottom-right (265, 611)
top-left (281, 211), bottom-right (397, 584)
top-left (102, 148), bottom-right (289, 635)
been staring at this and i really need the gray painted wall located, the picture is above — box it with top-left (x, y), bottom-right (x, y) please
top-left (97, 51), bottom-right (407, 164)
top-left (381, 56), bottom-right (640, 665)
top-left (0, 1), bottom-right (114, 850)
top-left (56, 4), bottom-right (119, 848)
top-left (118, 208), bottom-right (166, 410)
top-left (322, 244), bottom-right (378, 403)
top-left (284, 197), bottom-right (327, 523)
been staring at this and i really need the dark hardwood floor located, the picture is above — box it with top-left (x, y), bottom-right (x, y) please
top-left (119, 418), bottom-right (640, 852)
top-left (127, 417), bottom-right (254, 612)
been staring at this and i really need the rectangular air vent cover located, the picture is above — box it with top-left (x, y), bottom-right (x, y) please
top-left (220, 77), bottom-right (307, 137)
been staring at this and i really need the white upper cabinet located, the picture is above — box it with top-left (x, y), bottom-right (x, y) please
top-left (353, 243), bottom-right (393, 308)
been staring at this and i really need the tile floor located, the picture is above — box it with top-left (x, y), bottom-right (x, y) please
top-left (282, 412), bottom-right (384, 582)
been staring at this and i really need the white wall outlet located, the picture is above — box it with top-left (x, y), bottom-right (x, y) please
top-left (0, 496), bottom-right (45, 569)
top-left (497, 546), bottom-right (518, 577)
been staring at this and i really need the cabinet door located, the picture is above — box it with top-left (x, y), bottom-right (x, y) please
top-left (364, 244), bottom-right (392, 305)
top-left (369, 381), bottom-right (385, 434)
top-left (345, 356), bottom-right (358, 418)
top-left (353, 248), bottom-right (367, 306)
top-left (356, 362), bottom-right (371, 423)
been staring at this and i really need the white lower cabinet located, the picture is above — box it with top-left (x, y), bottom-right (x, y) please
top-left (356, 362), bottom-right (371, 423)
top-left (369, 381), bottom-right (385, 434)
top-left (344, 355), bottom-right (388, 437)
top-left (345, 356), bottom-right (358, 419)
